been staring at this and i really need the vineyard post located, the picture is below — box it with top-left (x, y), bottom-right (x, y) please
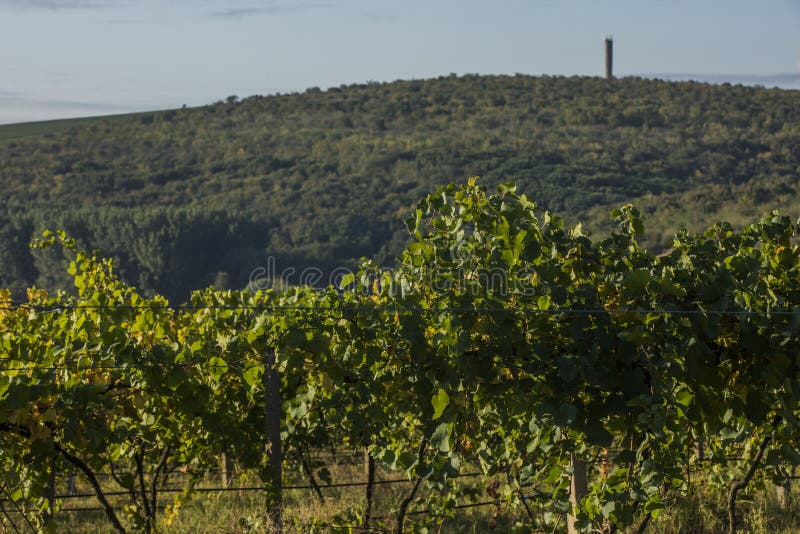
top-left (567, 452), bottom-right (588, 534)
top-left (777, 481), bottom-right (792, 510)
top-left (264, 349), bottom-right (283, 531)
top-left (363, 450), bottom-right (376, 529)
top-left (67, 468), bottom-right (77, 496)
top-left (777, 467), bottom-right (793, 510)
top-left (695, 436), bottom-right (705, 462)
top-left (220, 452), bottom-right (232, 487)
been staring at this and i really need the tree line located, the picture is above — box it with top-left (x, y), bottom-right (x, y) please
top-left (1, 75), bottom-right (799, 301)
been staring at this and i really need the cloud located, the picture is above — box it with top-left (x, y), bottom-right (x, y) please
top-left (3, 65), bottom-right (71, 83)
top-left (0, 89), bottom-right (24, 98)
top-left (1, 0), bottom-right (332, 18)
top-left (361, 10), bottom-right (401, 22)
top-left (210, 2), bottom-right (328, 19)
top-left (0, 93), bottom-right (129, 111)
top-left (0, 0), bottom-right (125, 10)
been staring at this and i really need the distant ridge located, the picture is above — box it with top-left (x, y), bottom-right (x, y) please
top-left (1, 74), bottom-right (800, 301)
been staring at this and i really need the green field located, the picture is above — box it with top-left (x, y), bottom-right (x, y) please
top-left (0, 111), bottom-right (150, 143)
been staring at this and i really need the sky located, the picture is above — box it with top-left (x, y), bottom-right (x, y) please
top-left (1, 0), bottom-right (799, 124)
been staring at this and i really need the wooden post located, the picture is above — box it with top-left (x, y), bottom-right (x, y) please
top-left (696, 437), bottom-right (705, 462)
top-left (220, 452), bottom-right (233, 487)
top-left (777, 482), bottom-right (791, 509)
top-left (264, 349), bottom-right (283, 532)
top-left (568, 452), bottom-right (588, 534)
top-left (777, 468), bottom-right (792, 510)
top-left (67, 467), bottom-right (77, 496)
top-left (363, 450), bottom-right (376, 529)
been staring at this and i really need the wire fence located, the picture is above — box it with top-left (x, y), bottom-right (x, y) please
top-left (0, 471), bottom-right (485, 504)
top-left (3, 303), bottom-right (799, 530)
top-left (2, 304), bottom-right (800, 315)
top-left (45, 472), bottom-right (483, 501)
top-left (0, 453), bottom-right (791, 533)
top-left (0, 467), bottom-right (507, 534)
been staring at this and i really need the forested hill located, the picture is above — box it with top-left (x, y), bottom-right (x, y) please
top-left (1, 74), bottom-right (799, 301)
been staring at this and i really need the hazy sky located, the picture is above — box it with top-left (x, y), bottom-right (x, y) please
top-left (1, 0), bottom-right (799, 124)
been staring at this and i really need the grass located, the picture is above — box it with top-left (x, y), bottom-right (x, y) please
top-left (0, 111), bottom-right (153, 143)
top-left (649, 488), bottom-right (800, 534)
top-left (34, 453), bottom-right (524, 533)
top-left (36, 474), bottom-right (800, 533)
top-left (48, 483), bottom-right (800, 533)
top-left (6, 453), bottom-right (800, 532)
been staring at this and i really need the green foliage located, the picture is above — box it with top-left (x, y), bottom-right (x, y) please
top-left (5, 181), bottom-right (800, 532)
top-left (1, 75), bottom-right (800, 301)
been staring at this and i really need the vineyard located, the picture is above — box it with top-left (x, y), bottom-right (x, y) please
top-left (3, 179), bottom-right (800, 532)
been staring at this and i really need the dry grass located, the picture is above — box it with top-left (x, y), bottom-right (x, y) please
top-left (12, 456), bottom-right (800, 533)
top-left (42, 454), bottom-right (523, 533)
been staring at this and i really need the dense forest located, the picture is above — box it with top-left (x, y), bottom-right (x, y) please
top-left (1, 74), bottom-right (799, 301)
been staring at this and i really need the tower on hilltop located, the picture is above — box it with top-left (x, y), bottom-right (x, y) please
top-left (605, 36), bottom-right (614, 79)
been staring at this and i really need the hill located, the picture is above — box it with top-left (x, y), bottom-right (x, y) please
top-left (1, 74), bottom-right (799, 301)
